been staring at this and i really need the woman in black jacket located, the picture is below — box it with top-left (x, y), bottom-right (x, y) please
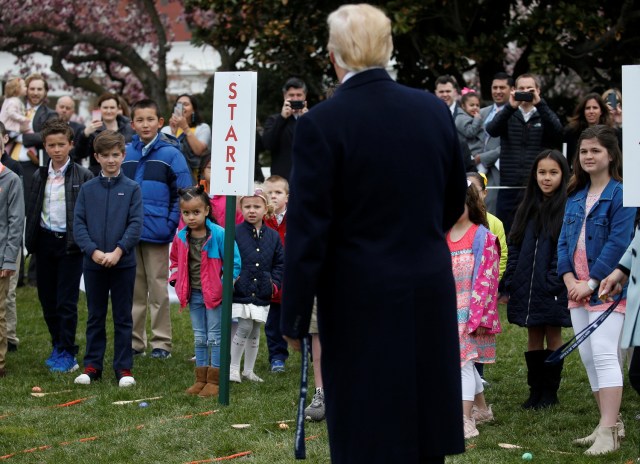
top-left (503, 149), bottom-right (570, 409)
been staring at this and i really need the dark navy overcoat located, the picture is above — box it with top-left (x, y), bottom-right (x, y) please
top-left (281, 68), bottom-right (467, 463)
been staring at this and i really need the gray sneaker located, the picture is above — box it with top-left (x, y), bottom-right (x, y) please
top-left (305, 389), bottom-right (325, 421)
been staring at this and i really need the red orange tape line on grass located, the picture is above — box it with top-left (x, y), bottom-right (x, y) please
top-left (52, 397), bottom-right (91, 408)
top-left (0, 410), bottom-right (217, 461)
top-left (185, 451), bottom-right (253, 463)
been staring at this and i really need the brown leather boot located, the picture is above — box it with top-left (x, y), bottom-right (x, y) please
top-left (186, 366), bottom-right (208, 395)
top-left (199, 367), bottom-right (220, 397)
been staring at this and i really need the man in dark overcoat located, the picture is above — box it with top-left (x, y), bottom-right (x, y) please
top-left (280, 4), bottom-right (468, 463)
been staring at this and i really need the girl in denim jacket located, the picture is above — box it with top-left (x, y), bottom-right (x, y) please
top-left (557, 125), bottom-right (636, 455)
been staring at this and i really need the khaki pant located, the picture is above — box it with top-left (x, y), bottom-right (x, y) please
top-left (6, 256), bottom-right (20, 345)
top-left (0, 274), bottom-right (10, 369)
top-left (131, 242), bottom-right (171, 352)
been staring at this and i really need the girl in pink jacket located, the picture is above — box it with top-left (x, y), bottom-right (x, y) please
top-left (169, 185), bottom-right (241, 398)
top-left (446, 179), bottom-right (501, 440)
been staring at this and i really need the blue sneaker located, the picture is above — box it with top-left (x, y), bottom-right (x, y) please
top-left (271, 359), bottom-right (285, 373)
top-left (50, 351), bottom-right (79, 373)
top-left (45, 346), bottom-right (61, 367)
top-left (150, 348), bottom-right (171, 359)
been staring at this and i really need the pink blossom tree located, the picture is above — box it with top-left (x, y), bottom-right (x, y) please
top-left (0, 0), bottom-right (174, 114)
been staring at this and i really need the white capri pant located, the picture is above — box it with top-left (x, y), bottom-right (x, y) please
top-left (570, 307), bottom-right (624, 391)
top-left (461, 360), bottom-right (484, 401)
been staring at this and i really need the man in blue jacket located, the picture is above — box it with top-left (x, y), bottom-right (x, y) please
top-left (122, 99), bottom-right (192, 359)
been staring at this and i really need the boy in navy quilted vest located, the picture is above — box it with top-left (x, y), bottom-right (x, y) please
top-left (230, 188), bottom-right (284, 383)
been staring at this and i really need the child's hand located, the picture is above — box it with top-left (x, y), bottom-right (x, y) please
top-left (102, 248), bottom-right (123, 268)
top-left (570, 280), bottom-right (593, 303)
top-left (599, 269), bottom-right (626, 300)
top-left (473, 327), bottom-right (487, 336)
top-left (563, 273), bottom-right (579, 301)
top-left (91, 250), bottom-right (106, 265)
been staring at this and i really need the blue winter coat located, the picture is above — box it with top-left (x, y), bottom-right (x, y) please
top-left (504, 220), bottom-right (570, 327)
top-left (122, 132), bottom-right (192, 244)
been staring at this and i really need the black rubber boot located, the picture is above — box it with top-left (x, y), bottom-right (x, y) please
top-left (522, 350), bottom-right (546, 409)
top-left (536, 349), bottom-right (563, 409)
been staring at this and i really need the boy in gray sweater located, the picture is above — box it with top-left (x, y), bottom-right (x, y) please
top-left (0, 131), bottom-right (25, 377)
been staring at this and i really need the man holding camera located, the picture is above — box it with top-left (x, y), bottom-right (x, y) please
top-left (486, 73), bottom-right (562, 232)
top-left (262, 77), bottom-right (309, 180)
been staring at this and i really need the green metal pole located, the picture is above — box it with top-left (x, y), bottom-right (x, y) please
top-left (219, 194), bottom-right (236, 405)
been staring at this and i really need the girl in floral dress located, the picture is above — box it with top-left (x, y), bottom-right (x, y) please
top-left (447, 180), bottom-right (501, 439)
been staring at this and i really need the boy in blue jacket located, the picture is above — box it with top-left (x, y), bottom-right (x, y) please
top-left (122, 99), bottom-right (191, 359)
top-left (73, 131), bottom-right (143, 386)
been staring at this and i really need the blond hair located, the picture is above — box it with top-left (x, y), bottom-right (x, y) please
top-left (4, 78), bottom-right (23, 98)
top-left (327, 4), bottom-right (392, 73)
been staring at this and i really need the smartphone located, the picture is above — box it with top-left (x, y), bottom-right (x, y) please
top-left (289, 100), bottom-right (305, 110)
top-left (174, 102), bottom-right (184, 117)
top-left (606, 92), bottom-right (618, 109)
top-left (514, 91), bottom-right (534, 102)
top-left (91, 109), bottom-right (102, 122)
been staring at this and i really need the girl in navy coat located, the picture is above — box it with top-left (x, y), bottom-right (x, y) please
top-left (230, 189), bottom-right (284, 383)
top-left (503, 149), bottom-right (569, 410)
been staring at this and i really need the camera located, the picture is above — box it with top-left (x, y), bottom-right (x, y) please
top-left (514, 91), bottom-right (534, 102)
top-left (289, 100), bottom-right (305, 110)
top-left (606, 92), bottom-right (618, 109)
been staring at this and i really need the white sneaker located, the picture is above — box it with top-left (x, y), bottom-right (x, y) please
top-left (118, 376), bottom-right (136, 387)
top-left (242, 371), bottom-right (264, 383)
top-left (74, 373), bottom-right (91, 385)
top-left (230, 368), bottom-right (242, 383)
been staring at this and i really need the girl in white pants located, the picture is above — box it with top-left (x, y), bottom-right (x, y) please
top-left (557, 125), bottom-right (635, 455)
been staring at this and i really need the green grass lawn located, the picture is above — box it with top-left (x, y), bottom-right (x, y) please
top-left (1, 285), bottom-right (640, 463)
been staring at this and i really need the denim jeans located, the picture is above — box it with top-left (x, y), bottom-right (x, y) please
top-left (189, 289), bottom-right (221, 367)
